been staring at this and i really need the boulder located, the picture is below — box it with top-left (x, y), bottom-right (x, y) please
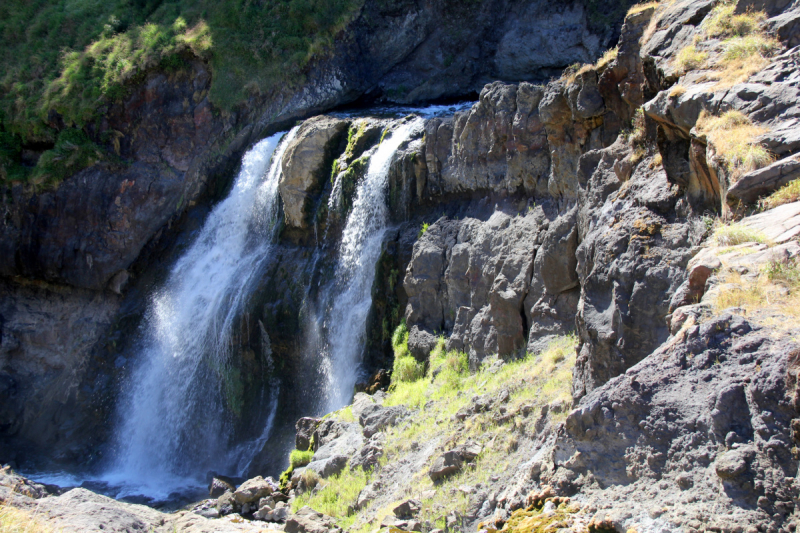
top-left (280, 116), bottom-right (349, 230)
top-left (358, 403), bottom-right (407, 438)
top-left (233, 476), bottom-right (274, 505)
top-left (407, 326), bottom-right (438, 361)
top-left (393, 498), bottom-right (422, 518)
top-left (285, 506), bottom-right (340, 533)
top-left (305, 455), bottom-right (349, 478)
top-left (37, 488), bottom-right (165, 532)
top-left (209, 476), bottom-right (235, 498)
top-left (741, 201), bottom-right (800, 244)
top-left (216, 491), bottom-right (238, 515)
top-left (429, 451), bottom-right (463, 481)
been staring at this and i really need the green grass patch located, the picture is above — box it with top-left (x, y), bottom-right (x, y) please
top-left (702, 2), bottom-right (765, 38)
top-left (0, 0), bottom-right (367, 184)
top-left (291, 465), bottom-right (369, 526)
top-left (390, 320), bottom-right (425, 384)
top-left (290, 449), bottom-right (314, 468)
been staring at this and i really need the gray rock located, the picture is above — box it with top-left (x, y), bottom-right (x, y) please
top-left (208, 477), bottom-right (235, 498)
top-left (285, 506), bottom-right (340, 533)
top-left (36, 488), bottom-right (166, 532)
top-left (393, 498), bottom-right (422, 518)
top-left (305, 455), bottom-right (349, 479)
top-left (216, 491), bottom-right (238, 515)
top-left (429, 451), bottom-right (463, 481)
top-left (233, 476), bottom-right (274, 505)
top-left (280, 116), bottom-right (348, 230)
top-left (313, 423), bottom-right (364, 461)
top-left (358, 402), bottom-right (407, 438)
top-left (407, 326), bottom-right (438, 361)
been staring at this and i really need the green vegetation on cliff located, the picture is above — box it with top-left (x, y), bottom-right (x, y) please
top-left (0, 0), bottom-right (366, 183)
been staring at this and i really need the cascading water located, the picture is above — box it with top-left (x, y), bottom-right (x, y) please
top-left (102, 128), bottom-right (297, 500)
top-left (317, 117), bottom-right (424, 412)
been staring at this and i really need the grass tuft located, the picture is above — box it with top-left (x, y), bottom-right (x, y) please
top-left (712, 222), bottom-right (772, 246)
top-left (290, 449), bottom-right (314, 468)
top-left (760, 178), bottom-right (800, 210)
top-left (695, 110), bottom-right (773, 177)
top-left (674, 44), bottom-right (708, 73)
top-left (391, 321), bottom-right (424, 383)
top-left (703, 3), bottom-right (766, 38)
top-left (0, 503), bottom-right (53, 533)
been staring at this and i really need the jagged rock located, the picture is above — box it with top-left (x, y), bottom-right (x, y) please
top-left (350, 433), bottom-right (385, 471)
top-left (209, 477), bottom-right (235, 498)
top-left (216, 491), bottom-right (238, 515)
top-left (313, 424), bottom-right (364, 462)
top-left (407, 326), bottom-right (438, 361)
top-left (740, 201), bottom-right (800, 243)
top-left (233, 476), bottom-right (274, 505)
top-left (727, 154), bottom-right (800, 205)
top-left (255, 499), bottom-right (289, 522)
top-left (358, 402), bottom-right (407, 438)
top-left (305, 455), bottom-right (349, 478)
top-left (280, 116), bottom-right (348, 230)
top-left (296, 417), bottom-right (321, 452)
top-left (393, 498), bottom-right (422, 518)
top-left (0, 466), bottom-right (49, 499)
top-left (454, 440), bottom-right (483, 461)
top-left (668, 256), bottom-right (721, 312)
top-left (554, 313), bottom-right (798, 532)
top-left (429, 451), bottom-right (463, 481)
top-left (425, 82), bottom-right (549, 197)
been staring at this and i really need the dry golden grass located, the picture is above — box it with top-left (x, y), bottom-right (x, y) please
top-left (628, 1), bottom-right (660, 16)
top-left (0, 504), bottom-right (53, 533)
top-left (713, 270), bottom-right (800, 322)
top-left (669, 84), bottom-right (687, 98)
top-left (695, 110), bottom-right (774, 177)
top-left (760, 178), bottom-right (800, 210)
top-left (596, 46), bottom-right (619, 69)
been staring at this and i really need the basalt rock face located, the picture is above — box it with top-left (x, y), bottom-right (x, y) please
top-left (549, 316), bottom-right (800, 533)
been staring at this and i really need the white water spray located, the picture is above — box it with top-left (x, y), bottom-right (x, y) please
top-left (103, 128), bottom-right (296, 500)
top-left (320, 117), bottom-right (424, 411)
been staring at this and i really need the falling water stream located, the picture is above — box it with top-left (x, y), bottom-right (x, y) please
top-left (101, 128), bottom-right (297, 500)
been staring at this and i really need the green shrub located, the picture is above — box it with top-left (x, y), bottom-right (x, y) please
top-left (291, 465), bottom-right (369, 523)
top-left (418, 222), bottom-right (430, 238)
top-left (290, 449), bottom-right (314, 468)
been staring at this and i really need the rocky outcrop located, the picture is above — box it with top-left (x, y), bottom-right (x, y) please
top-left (550, 315), bottom-right (799, 533)
top-left (280, 117), bottom-right (348, 231)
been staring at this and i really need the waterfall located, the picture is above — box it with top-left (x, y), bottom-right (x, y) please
top-left (319, 117), bottom-right (424, 412)
top-left (102, 128), bottom-right (297, 500)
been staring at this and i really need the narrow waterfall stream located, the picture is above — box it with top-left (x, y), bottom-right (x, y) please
top-left (319, 117), bottom-right (424, 412)
top-left (102, 129), bottom-right (296, 501)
